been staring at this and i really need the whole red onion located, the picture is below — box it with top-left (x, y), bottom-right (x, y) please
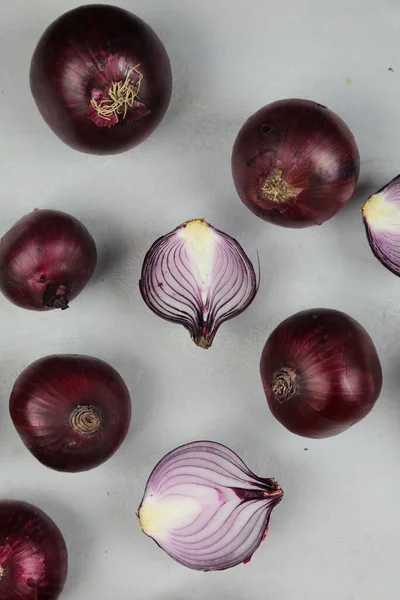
top-left (0, 209), bottom-right (97, 311)
top-left (0, 500), bottom-right (67, 600)
top-left (231, 99), bottom-right (360, 228)
top-left (30, 4), bottom-right (172, 155)
top-left (260, 308), bottom-right (382, 438)
top-left (10, 354), bottom-right (131, 472)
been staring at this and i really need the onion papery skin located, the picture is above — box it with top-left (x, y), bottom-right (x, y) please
top-left (362, 174), bottom-right (400, 276)
top-left (139, 219), bottom-right (257, 349)
top-left (0, 209), bottom-right (97, 311)
top-left (231, 99), bottom-right (360, 228)
top-left (138, 441), bottom-right (283, 571)
top-left (10, 355), bottom-right (131, 472)
top-left (260, 308), bottom-right (382, 438)
top-left (30, 4), bottom-right (172, 155)
top-left (0, 500), bottom-right (67, 600)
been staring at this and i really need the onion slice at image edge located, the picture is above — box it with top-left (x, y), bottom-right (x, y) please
top-left (139, 219), bottom-right (258, 349)
top-left (362, 174), bottom-right (400, 276)
top-left (137, 441), bottom-right (283, 571)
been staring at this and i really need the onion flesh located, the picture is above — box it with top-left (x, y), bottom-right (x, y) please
top-left (231, 98), bottom-right (360, 228)
top-left (362, 174), bottom-right (400, 276)
top-left (0, 500), bottom-right (67, 600)
top-left (138, 441), bottom-right (283, 571)
top-left (10, 354), bottom-right (131, 472)
top-left (260, 308), bottom-right (382, 438)
top-left (139, 219), bottom-right (258, 348)
top-left (30, 4), bottom-right (172, 155)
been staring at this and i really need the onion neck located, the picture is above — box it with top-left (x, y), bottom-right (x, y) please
top-left (270, 367), bottom-right (297, 402)
top-left (43, 282), bottom-right (69, 310)
top-left (261, 168), bottom-right (300, 204)
top-left (70, 405), bottom-right (101, 435)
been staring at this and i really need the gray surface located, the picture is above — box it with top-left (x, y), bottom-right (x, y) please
top-left (0, 0), bottom-right (399, 598)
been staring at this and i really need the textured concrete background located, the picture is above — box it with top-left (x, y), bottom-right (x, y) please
top-left (0, 0), bottom-right (399, 598)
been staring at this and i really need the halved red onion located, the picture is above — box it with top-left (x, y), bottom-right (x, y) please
top-left (138, 441), bottom-right (283, 571)
top-left (139, 219), bottom-right (258, 348)
top-left (362, 175), bottom-right (400, 276)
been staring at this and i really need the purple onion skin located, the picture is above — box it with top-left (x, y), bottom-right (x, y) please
top-left (30, 4), bottom-right (172, 155)
top-left (0, 500), bottom-right (67, 600)
top-left (9, 355), bottom-right (131, 472)
top-left (232, 99), bottom-right (360, 228)
top-left (0, 209), bottom-right (97, 311)
top-left (260, 309), bottom-right (382, 438)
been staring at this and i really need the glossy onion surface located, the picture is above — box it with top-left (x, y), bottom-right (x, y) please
top-left (260, 308), bottom-right (382, 438)
top-left (10, 355), bottom-right (131, 472)
top-left (0, 209), bottom-right (97, 311)
top-left (0, 500), bottom-right (68, 600)
top-left (232, 99), bottom-right (360, 228)
top-left (30, 4), bottom-right (172, 155)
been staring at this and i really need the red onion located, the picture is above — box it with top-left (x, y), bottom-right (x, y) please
top-left (139, 219), bottom-right (258, 348)
top-left (0, 500), bottom-right (67, 600)
top-left (10, 355), bottom-right (131, 472)
top-left (362, 174), bottom-right (400, 276)
top-left (0, 209), bottom-right (97, 311)
top-left (260, 308), bottom-right (382, 438)
top-left (138, 441), bottom-right (283, 571)
top-left (231, 99), bottom-right (360, 228)
top-left (30, 4), bottom-right (172, 155)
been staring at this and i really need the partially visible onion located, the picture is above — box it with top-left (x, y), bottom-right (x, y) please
top-left (139, 219), bottom-right (258, 348)
top-left (260, 308), bottom-right (382, 438)
top-left (10, 354), bottom-right (131, 472)
top-left (0, 209), bottom-right (97, 311)
top-left (138, 441), bottom-right (283, 571)
top-left (231, 99), bottom-right (360, 228)
top-left (30, 4), bottom-right (172, 155)
top-left (362, 174), bottom-right (400, 276)
top-left (0, 500), bottom-right (68, 600)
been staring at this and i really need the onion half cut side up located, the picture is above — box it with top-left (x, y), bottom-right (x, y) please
top-left (0, 500), bottom-right (68, 600)
top-left (260, 308), bottom-right (382, 438)
top-left (0, 209), bottom-right (97, 311)
top-left (10, 354), bottom-right (131, 472)
top-left (138, 440), bottom-right (283, 571)
top-left (30, 4), bottom-right (172, 155)
top-left (139, 219), bottom-right (258, 349)
top-left (231, 98), bottom-right (360, 228)
top-left (362, 174), bottom-right (400, 276)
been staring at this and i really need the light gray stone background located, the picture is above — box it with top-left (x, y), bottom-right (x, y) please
top-left (0, 0), bottom-right (398, 598)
